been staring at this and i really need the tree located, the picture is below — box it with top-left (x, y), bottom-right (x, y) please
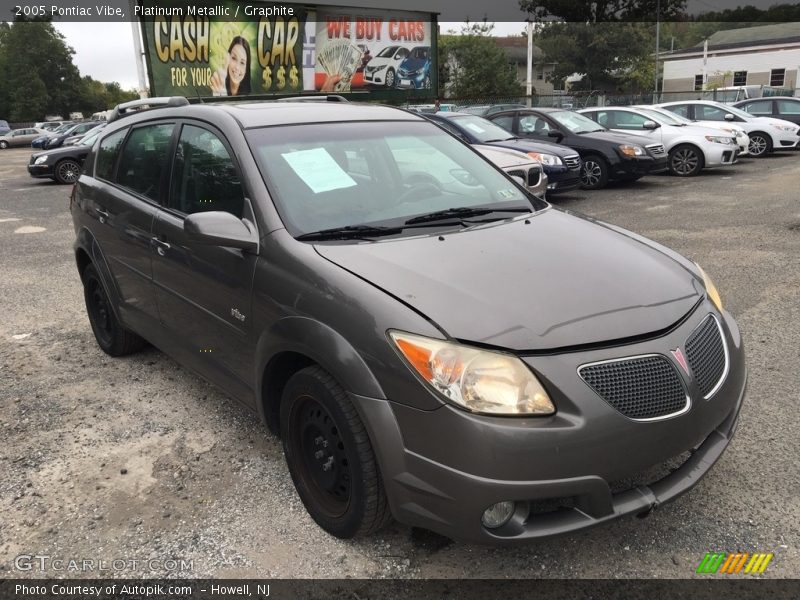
top-left (518, 0), bottom-right (687, 22)
top-left (438, 22), bottom-right (523, 98)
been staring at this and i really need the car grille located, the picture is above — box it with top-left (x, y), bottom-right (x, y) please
top-left (685, 315), bottom-right (727, 398)
top-left (507, 167), bottom-right (541, 188)
top-left (646, 143), bottom-right (666, 156)
top-left (579, 356), bottom-right (688, 420)
top-left (563, 155), bottom-right (581, 170)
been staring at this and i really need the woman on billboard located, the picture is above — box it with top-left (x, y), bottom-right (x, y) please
top-left (210, 36), bottom-right (253, 96)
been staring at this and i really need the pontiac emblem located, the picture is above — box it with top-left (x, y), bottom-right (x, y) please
top-left (671, 347), bottom-right (690, 376)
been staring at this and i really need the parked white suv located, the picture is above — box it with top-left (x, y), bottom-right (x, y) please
top-left (579, 106), bottom-right (739, 176)
top-left (658, 100), bottom-right (800, 157)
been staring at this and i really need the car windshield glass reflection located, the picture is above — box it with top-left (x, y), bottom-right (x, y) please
top-left (247, 121), bottom-right (542, 237)
top-left (549, 111), bottom-right (605, 134)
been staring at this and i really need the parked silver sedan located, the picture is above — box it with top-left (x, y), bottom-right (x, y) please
top-left (0, 127), bottom-right (48, 149)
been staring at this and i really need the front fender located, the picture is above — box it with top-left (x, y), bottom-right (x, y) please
top-left (254, 316), bottom-right (387, 425)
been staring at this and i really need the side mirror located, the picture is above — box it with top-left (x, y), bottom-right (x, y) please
top-left (184, 211), bottom-right (259, 252)
top-left (643, 120), bottom-right (660, 130)
top-left (724, 113), bottom-right (735, 121)
top-left (547, 130), bottom-right (564, 142)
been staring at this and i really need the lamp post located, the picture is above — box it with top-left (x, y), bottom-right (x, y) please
top-left (653, 0), bottom-right (661, 103)
top-left (526, 18), bottom-right (533, 107)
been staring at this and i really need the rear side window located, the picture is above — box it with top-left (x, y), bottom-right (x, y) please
top-left (667, 104), bottom-right (690, 118)
top-left (742, 100), bottom-right (771, 115)
top-left (116, 124), bottom-right (175, 201)
top-left (168, 125), bottom-right (244, 218)
top-left (95, 129), bottom-right (128, 181)
top-left (776, 100), bottom-right (800, 115)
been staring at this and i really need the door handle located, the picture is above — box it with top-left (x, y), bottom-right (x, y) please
top-left (96, 208), bottom-right (109, 224)
top-left (151, 237), bottom-right (171, 256)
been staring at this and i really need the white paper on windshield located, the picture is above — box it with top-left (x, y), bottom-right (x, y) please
top-left (464, 123), bottom-right (486, 134)
top-left (281, 148), bottom-right (357, 194)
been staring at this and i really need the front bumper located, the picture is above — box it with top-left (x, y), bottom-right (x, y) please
top-left (611, 155), bottom-right (667, 179)
top-left (396, 72), bottom-right (427, 89)
top-left (704, 144), bottom-right (739, 167)
top-left (355, 305), bottom-right (746, 544)
top-left (27, 163), bottom-right (54, 179)
top-left (543, 165), bottom-right (581, 194)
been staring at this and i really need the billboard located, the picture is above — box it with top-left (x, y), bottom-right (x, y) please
top-left (137, 2), bottom-right (435, 98)
top-left (138, 0), bottom-right (306, 97)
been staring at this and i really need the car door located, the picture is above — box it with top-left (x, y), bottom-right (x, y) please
top-left (150, 122), bottom-right (257, 396)
top-left (695, 104), bottom-right (744, 123)
top-left (85, 123), bottom-right (173, 330)
top-left (740, 99), bottom-right (774, 118)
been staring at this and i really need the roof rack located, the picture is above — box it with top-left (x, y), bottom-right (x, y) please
top-left (272, 95), bottom-right (349, 103)
top-left (107, 97), bottom-right (189, 123)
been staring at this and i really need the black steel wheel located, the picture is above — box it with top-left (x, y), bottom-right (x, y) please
top-left (54, 159), bottom-right (81, 184)
top-left (668, 144), bottom-right (704, 177)
top-left (384, 69), bottom-right (395, 88)
top-left (82, 263), bottom-right (146, 356)
top-left (580, 154), bottom-right (609, 190)
top-left (748, 132), bottom-right (772, 157)
top-left (281, 366), bottom-right (392, 538)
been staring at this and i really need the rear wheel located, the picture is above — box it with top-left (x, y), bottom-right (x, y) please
top-left (82, 263), bottom-right (146, 356)
top-left (668, 144), bottom-right (704, 177)
top-left (280, 366), bottom-right (392, 539)
top-left (54, 159), bottom-right (81, 184)
top-left (0, 141), bottom-right (8, 149)
top-left (748, 132), bottom-right (772, 157)
top-left (580, 154), bottom-right (609, 190)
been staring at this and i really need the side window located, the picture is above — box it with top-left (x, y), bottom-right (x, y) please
top-left (591, 111), bottom-right (610, 127)
top-left (668, 104), bottom-right (690, 118)
top-left (519, 115), bottom-right (549, 134)
top-left (95, 128), bottom-right (128, 181)
top-left (697, 105), bottom-right (728, 121)
top-left (612, 111), bottom-right (649, 129)
top-left (116, 124), bottom-right (175, 201)
top-left (743, 100), bottom-right (772, 115)
top-left (777, 100), bottom-right (800, 115)
top-left (492, 115), bottom-right (514, 131)
top-left (168, 125), bottom-right (244, 218)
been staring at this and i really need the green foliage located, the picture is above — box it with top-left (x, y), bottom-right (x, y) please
top-left (518, 0), bottom-right (687, 22)
top-left (0, 15), bottom-right (137, 122)
top-left (534, 22), bottom-right (656, 92)
top-left (438, 22), bottom-right (523, 98)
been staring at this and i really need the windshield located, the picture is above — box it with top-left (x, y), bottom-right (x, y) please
top-left (54, 124), bottom-right (72, 133)
top-left (549, 110), bottom-right (605, 133)
top-left (450, 115), bottom-right (515, 142)
top-left (247, 121), bottom-right (542, 237)
top-left (80, 128), bottom-right (104, 146)
top-left (377, 46), bottom-right (397, 58)
top-left (638, 107), bottom-right (682, 125)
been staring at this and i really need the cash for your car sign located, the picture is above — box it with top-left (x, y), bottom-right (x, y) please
top-left (137, 0), bottom-right (305, 97)
top-left (314, 9), bottom-right (433, 92)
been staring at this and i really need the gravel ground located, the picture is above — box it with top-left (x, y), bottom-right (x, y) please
top-left (1, 146), bottom-right (798, 579)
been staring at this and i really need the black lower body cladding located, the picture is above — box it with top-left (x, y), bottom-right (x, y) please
top-left (351, 306), bottom-right (746, 544)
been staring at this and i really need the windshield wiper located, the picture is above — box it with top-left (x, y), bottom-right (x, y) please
top-left (295, 224), bottom-right (401, 241)
top-left (404, 206), bottom-right (531, 225)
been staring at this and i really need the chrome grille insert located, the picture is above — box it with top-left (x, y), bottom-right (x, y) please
top-left (646, 143), bottom-right (666, 156)
top-left (563, 155), bottom-right (581, 170)
top-left (579, 354), bottom-right (690, 421)
top-left (685, 315), bottom-right (728, 399)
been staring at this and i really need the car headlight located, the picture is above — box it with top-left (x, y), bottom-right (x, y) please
top-left (34, 155), bottom-right (49, 165)
top-left (389, 331), bottom-right (555, 416)
top-left (526, 152), bottom-right (563, 166)
top-left (696, 264), bottom-right (723, 312)
top-left (374, 65), bottom-right (387, 72)
top-left (772, 124), bottom-right (796, 132)
top-left (705, 135), bottom-right (734, 144)
top-left (618, 144), bottom-right (645, 157)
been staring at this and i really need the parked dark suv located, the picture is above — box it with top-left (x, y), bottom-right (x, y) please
top-left (71, 97), bottom-right (746, 544)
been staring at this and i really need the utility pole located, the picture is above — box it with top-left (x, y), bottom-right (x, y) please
top-left (653, 0), bottom-right (661, 103)
top-left (526, 18), bottom-right (533, 107)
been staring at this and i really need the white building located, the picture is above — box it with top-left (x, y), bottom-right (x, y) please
top-left (660, 22), bottom-right (800, 95)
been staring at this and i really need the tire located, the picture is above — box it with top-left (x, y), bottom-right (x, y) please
top-left (0, 141), bottom-right (8, 149)
top-left (54, 159), bottom-right (81, 184)
top-left (81, 263), bottom-right (146, 356)
top-left (748, 132), bottom-right (773, 157)
top-left (384, 68), bottom-right (395, 88)
top-left (422, 75), bottom-right (431, 89)
top-left (668, 144), bottom-right (704, 177)
top-left (280, 366), bottom-right (392, 539)
top-left (580, 154), bottom-right (609, 190)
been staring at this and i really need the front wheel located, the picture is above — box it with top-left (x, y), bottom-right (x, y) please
top-left (748, 132), bottom-right (773, 157)
top-left (384, 68), bottom-right (395, 88)
top-left (668, 144), bottom-right (704, 177)
top-left (580, 155), bottom-right (609, 190)
top-left (280, 366), bottom-right (392, 539)
top-left (54, 159), bottom-right (81, 184)
top-left (0, 141), bottom-right (8, 149)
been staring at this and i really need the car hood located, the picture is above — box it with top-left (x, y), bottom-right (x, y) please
top-left (484, 138), bottom-right (578, 159)
top-left (367, 57), bottom-right (394, 68)
top-left (315, 209), bottom-right (702, 351)
top-left (399, 58), bottom-right (428, 71)
top-left (31, 144), bottom-right (89, 159)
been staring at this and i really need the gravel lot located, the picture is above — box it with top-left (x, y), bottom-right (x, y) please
top-left (1, 146), bottom-right (798, 579)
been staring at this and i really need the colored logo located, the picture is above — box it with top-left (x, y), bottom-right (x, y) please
top-left (696, 552), bottom-right (774, 574)
top-left (671, 347), bottom-right (691, 376)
